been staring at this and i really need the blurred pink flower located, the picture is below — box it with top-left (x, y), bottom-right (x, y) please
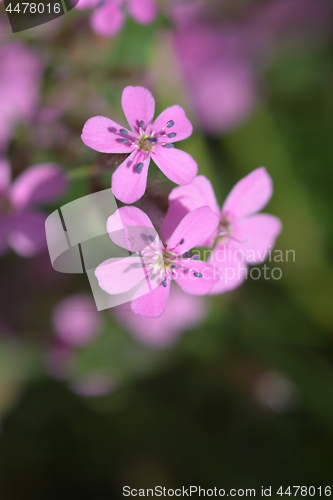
top-left (162, 168), bottom-right (282, 294)
top-left (171, 0), bottom-right (333, 135)
top-left (82, 86), bottom-right (197, 204)
top-left (52, 293), bottom-right (102, 347)
top-left (113, 283), bottom-right (207, 348)
top-left (70, 371), bottom-right (119, 397)
top-left (0, 159), bottom-right (68, 257)
top-left (95, 205), bottom-right (219, 317)
top-left (0, 42), bottom-right (43, 151)
top-left (76, 0), bottom-right (158, 37)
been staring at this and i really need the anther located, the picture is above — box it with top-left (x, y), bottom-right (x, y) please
top-left (140, 120), bottom-right (145, 129)
top-left (168, 133), bottom-right (176, 138)
top-left (180, 239), bottom-right (184, 244)
top-left (165, 143), bottom-right (174, 149)
top-left (193, 272), bottom-right (203, 278)
top-left (184, 251), bottom-right (191, 258)
top-left (171, 265), bottom-right (176, 268)
top-left (150, 273), bottom-right (156, 280)
top-left (135, 263), bottom-right (143, 268)
top-left (120, 128), bottom-right (128, 134)
top-left (149, 235), bottom-right (155, 242)
top-left (148, 137), bottom-right (157, 142)
top-left (192, 255), bottom-right (199, 260)
top-left (162, 280), bottom-right (167, 287)
top-left (167, 120), bottom-right (174, 128)
top-left (118, 139), bottom-right (129, 144)
top-left (136, 162), bottom-right (144, 174)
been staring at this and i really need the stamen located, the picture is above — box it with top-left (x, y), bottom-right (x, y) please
top-left (193, 255), bottom-right (199, 260)
top-left (148, 137), bottom-right (157, 142)
top-left (149, 235), bottom-right (155, 242)
top-left (180, 239), bottom-right (184, 244)
top-left (162, 280), bottom-right (167, 287)
top-left (150, 273), bottom-right (156, 280)
top-left (118, 139), bottom-right (129, 144)
top-left (193, 272), bottom-right (203, 278)
top-left (140, 120), bottom-right (145, 129)
top-left (168, 133), bottom-right (176, 138)
top-left (136, 162), bottom-right (144, 174)
top-left (171, 265), bottom-right (176, 268)
top-left (167, 120), bottom-right (174, 128)
top-left (120, 128), bottom-right (128, 134)
top-left (164, 143), bottom-right (174, 149)
top-left (134, 263), bottom-right (144, 268)
top-left (184, 251), bottom-right (191, 258)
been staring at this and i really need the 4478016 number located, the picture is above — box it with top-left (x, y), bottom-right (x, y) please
top-left (277, 486), bottom-right (331, 496)
top-left (5, 2), bottom-right (61, 14)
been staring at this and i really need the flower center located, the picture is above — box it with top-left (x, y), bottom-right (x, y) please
top-left (217, 217), bottom-right (231, 242)
top-left (139, 236), bottom-right (202, 287)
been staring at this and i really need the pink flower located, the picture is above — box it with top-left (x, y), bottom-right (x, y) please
top-left (162, 168), bottom-right (282, 294)
top-left (0, 159), bottom-right (68, 257)
top-left (76, 0), bottom-right (158, 37)
top-left (81, 86), bottom-right (198, 204)
top-left (95, 205), bottom-right (219, 317)
top-left (0, 42), bottom-right (43, 151)
top-left (113, 283), bottom-right (207, 348)
top-left (52, 293), bottom-right (102, 347)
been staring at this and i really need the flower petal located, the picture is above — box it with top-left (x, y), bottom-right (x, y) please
top-left (10, 163), bottom-right (68, 209)
top-left (153, 105), bottom-right (193, 143)
top-left (167, 206), bottom-right (219, 254)
top-left (81, 116), bottom-right (133, 153)
top-left (95, 256), bottom-right (148, 295)
top-left (174, 259), bottom-right (218, 295)
top-left (222, 167), bottom-right (273, 219)
top-left (0, 158), bottom-right (11, 194)
top-left (106, 205), bottom-right (156, 252)
top-left (161, 175), bottom-right (220, 243)
top-left (121, 86), bottom-right (155, 134)
top-left (75, 0), bottom-right (100, 10)
top-left (231, 213), bottom-right (282, 264)
top-left (208, 244), bottom-right (247, 294)
top-left (91, 1), bottom-right (125, 36)
top-left (127, 0), bottom-right (158, 24)
top-left (7, 210), bottom-right (47, 257)
top-left (151, 146), bottom-right (198, 185)
top-left (131, 279), bottom-right (170, 318)
top-left (112, 151), bottom-right (150, 204)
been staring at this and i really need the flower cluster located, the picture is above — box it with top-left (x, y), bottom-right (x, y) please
top-left (82, 86), bottom-right (282, 317)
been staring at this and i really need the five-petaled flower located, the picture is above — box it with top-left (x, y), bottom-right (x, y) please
top-left (81, 86), bottom-right (198, 204)
top-left (162, 167), bottom-right (282, 294)
top-left (76, 0), bottom-right (158, 37)
top-left (95, 205), bottom-right (219, 317)
top-left (0, 158), bottom-right (68, 257)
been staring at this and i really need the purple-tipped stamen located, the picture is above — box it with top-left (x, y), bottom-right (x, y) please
top-left (167, 120), bottom-right (174, 128)
top-left (150, 273), bottom-right (156, 280)
top-left (168, 133), bottom-right (176, 138)
top-left (180, 239), bottom-right (184, 244)
top-left (149, 235), bottom-right (155, 242)
top-left (136, 162), bottom-right (144, 174)
top-left (184, 251), bottom-right (191, 258)
top-left (192, 255), bottom-right (199, 260)
top-left (193, 272), bottom-right (203, 278)
top-left (148, 137), bottom-right (157, 143)
top-left (140, 120), bottom-right (145, 129)
top-left (118, 139), bottom-right (129, 144)
top-left (162, 280), bottom-right (167, 287)
top-left (165, 143), bottom-right (174, 149)
top-left (120, 128), bottom-right (128, 134)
